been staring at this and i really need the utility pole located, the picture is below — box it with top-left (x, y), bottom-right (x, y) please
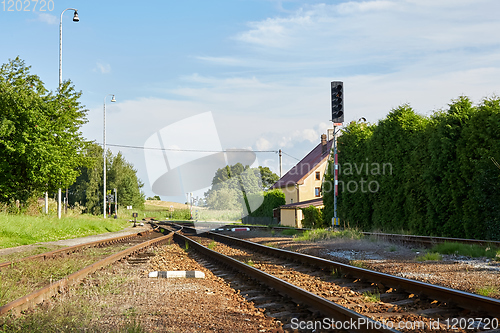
top-left (114, 188), bottom-right (118, 218)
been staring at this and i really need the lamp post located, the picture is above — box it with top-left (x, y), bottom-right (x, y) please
top-left (56, 8), bottom-right (79, 219)
top-left (103, 94), bottom-right (116, 218)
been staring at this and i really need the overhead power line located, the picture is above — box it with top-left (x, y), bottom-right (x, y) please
top-left (281, 151), bottom-right (300, 161)
top-left (101, 142), bottom-right (278, 153)
top-left (96, 142), bottom-right (301, 161)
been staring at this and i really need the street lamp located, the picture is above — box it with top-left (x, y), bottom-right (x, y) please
top-left (103, 94), bottom-right (116, 218)
top-left (59, 8), bottom-right (79, 87)
top-left (56, 8), bottom-right (79, 219)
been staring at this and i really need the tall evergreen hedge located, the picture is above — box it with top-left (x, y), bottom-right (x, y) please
top-left (323, 96), bottom-right (500, 240)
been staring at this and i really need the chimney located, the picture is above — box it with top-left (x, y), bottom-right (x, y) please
top-left (321, 134), bottom-right (327, 154)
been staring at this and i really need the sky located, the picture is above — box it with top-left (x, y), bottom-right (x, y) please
top-left (2, 0), bottom-right (500, 203)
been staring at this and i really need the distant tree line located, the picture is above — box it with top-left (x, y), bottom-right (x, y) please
top-left (323, 96), bottom-right (500, 240)
top-left (0, 57), bottom-right (144, 214)
top-left (204, 164), bottom-right (282, 214)
top-left (68, 143), bottom-right (145, 214)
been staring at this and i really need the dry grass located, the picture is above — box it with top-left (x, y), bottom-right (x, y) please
top-left (0, 245), bottom-right (129, 306)
top-left (144, 200), bottom-right (193, 210)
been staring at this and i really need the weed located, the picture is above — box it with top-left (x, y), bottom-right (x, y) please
top-left (271, 230), bottom-right (275, 236)
top-left (184, 241), bottom-right (189, 251)
top-left (363, 289), bottom-right (380, 302)
top-left (122, 318), bottom-right (146, 333)
top-left (349, 260), bottom-right (368, 269)
top-left (281, 229), bottom-right (298, 236)
top-left (331, 268), bottom-right (342, 278)
top-left (207, 240), bottom-right (217, 250)
top-left (294, 228), bottom-right (364, 242)
top-left (246, 260), bottom-right (255, 267)
top-left (416, 252), bottom-right (442, 261)
top-left (477, 286), bottom-right (499, 297)
top-left (264, 243), bottom-right (276, 248)
top-left (431, 242), bottom-right (497, 259)
top-left (388, 245), bottom-right (397, 252)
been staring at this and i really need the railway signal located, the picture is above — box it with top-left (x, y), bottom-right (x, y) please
top-left (331, 81), bottom-right (344, 123)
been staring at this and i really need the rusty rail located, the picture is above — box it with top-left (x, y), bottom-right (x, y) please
top-left (175, 232), bottom-right (398, 333)
top-left (0, 228), bottom-right (155, 269)
top-left (0, 231), bottom-right (173, 316)
top-left (207, 231), bottom-right (500, 317)
top-left (362, 232), bottom-right (500, 248)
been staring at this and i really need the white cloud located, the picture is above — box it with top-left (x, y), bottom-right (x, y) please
top-left (256, 137), bottom-right (272, 150)
top-left (94, 62), bottom-right (111, 74)
top-left (231, 0), bottom-right (500, 74)
top-left (195, 56), bottom-right (244, 66)
top-left (37, 13), bottom-right (57, 25)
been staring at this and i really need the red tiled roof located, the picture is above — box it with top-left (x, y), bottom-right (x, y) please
top-left (271, 139), bottom-right (333, 189)
top-left (279, 197), bottom-right (324, 209)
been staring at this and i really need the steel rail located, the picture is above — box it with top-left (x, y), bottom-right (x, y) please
top-left (207, 231), bottom-right (500, 317)
top-left (167, 222), bottom-right (500, 247)
top-left (362, 232), bottom-right (500, 248)
top-left (0, 228), bottom-right (156, 269)
top-left (175, 232), bottom-right (399, 333)
top-left (0, 231), bottom-right (173, 316)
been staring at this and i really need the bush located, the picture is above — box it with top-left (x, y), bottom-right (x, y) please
top-left (249, 189), bottom-right (285, 218)
top-left (301, 205), bottom-right (326, 229)
top-left (324, 96), bottom-right (500, 240)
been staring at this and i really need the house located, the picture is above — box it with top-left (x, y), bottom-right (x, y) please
top-left (271, 134), bottom-right (333, 228)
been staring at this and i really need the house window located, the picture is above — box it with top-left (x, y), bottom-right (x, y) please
top-left (315, 171), bottom-right (320, 180)
top-left (315, 187), bottom-right (320, 197)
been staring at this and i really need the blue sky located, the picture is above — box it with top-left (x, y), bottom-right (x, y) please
top-left (2, 0), bottom-right (500, 202)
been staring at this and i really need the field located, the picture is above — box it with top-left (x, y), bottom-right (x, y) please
top-left (138, 200), bottom-right (242, 222)
top-left (0, 214), bottom-right (129, 249)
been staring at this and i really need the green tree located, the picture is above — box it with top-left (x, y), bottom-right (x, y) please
top-left (323, 96), bottom-right (500, 240)
top-left (205, 163), bottom-right (264, 210)
top-left (0, 57), bottom-right (88, 203)
top-left (68, 143), bottom-right (145, 214)
top-left (259, 166), bottom-right (280, 190)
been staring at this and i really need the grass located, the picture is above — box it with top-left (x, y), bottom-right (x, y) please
top-left (388, 245), bottom-right (397, 252)
top-left (349, 260), bottom-right (368, 269)
top-left (363, 290), bottom-right (380, 302)
top-left (331, 268), bottom-right (342, 278)
top-left (207, 240), bottom-right (217, 250)
top-left (0, 245), bottom-right (66, 263)
top-left (477, 286), bottom-right (499, 297)
top-left (0, 268), bottom-right (146, 333)
top-left (138, 204), bottom-right (243, 222)
top-left (280, 229), bottom-right (298, 236)
top-left (246, 260), bottom-right (255, 266)
top-left (294, 228), bottom-right (364, 242)
top-left (416, 252), bottom-right (442, 261)
top-left (0, 213), bottom-right (129, 249)
top-left (0, 245), bottom-right (129, 306)
top-left (431, 242), bottom-right (498, 259)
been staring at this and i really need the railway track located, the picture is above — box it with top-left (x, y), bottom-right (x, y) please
top-left (0, 227), bottom-right (158, 269)
top-left (169, 221), bottom-right (500, 249)
top-left (163, 223), bottom-right (500, 332)
top-left (0, 228), bottom-right (172, 315)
